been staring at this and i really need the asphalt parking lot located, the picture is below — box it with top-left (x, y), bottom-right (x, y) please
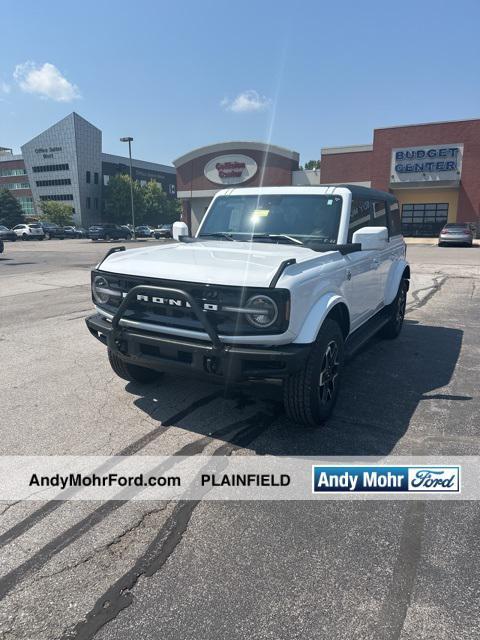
top-left (1, 239), bottom-right (479, 639)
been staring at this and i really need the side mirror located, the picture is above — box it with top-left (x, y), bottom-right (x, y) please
top-left (352, 226), bottom-right (388, 251)
top-left (172, 221), bottom-right (189, 241)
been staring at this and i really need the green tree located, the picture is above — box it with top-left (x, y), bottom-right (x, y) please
top-left (304, 159), bottom-right (320, 170)
top-left (143, 180), bottom-right (181, 225)
top-left (103, 174), bottom-right (145, 225)
top-left (38, 200), bottom-right (74, 226)
top-left (0, 189), bottom-right (25, 227)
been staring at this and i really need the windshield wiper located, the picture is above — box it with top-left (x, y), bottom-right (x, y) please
top-left (198, 232), bottom-right (235, 241)
top-left (249, 233), bottom-right (304, 246)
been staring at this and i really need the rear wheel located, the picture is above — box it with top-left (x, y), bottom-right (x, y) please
top-left (380, 277), bottom-right (408, 339)
top-left (108, 349), bottom-right (163, 383)
top-left (283, 318), bottom-right (344, 427)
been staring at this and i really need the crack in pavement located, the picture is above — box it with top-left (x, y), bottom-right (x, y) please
top-left (0, 404), bottom-right (273, 603)
top-left (10, 505), bottom-right (169, 592)
top-left (61, 409), bottom-right (279, 640)
top-left (406, 274), bottom-right (448, 314)
top-left (0, 390), bottom-right (223, 550)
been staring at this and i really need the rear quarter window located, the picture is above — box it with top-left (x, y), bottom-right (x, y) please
top-left (388, 201), bottom-right (402, 236)
top-left (348, 199), bottom-right (373, 242)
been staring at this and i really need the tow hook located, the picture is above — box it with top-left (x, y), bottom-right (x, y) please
top-left (114, 337), bottom-right (128, 355)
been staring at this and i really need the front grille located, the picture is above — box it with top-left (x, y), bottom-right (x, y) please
top-left (94, 271), bottom-right (289, 336)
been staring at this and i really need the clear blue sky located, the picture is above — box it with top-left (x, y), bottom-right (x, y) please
top-left (1, 0), bottom-right (480, 166)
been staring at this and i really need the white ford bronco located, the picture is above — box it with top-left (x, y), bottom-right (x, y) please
top-left (86, 185), bottom-right (409, 427)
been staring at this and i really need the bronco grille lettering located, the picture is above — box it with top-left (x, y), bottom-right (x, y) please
top-left (120, 292), bottom-right (219, 311)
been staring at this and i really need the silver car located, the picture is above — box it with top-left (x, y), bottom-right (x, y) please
top-left (438, 223), bottom-right (474, 247)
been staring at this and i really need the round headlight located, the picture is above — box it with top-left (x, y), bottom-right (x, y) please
top-left (245, 295), bottom-right (278, 328)
top-left (93, 275), bottom-right (110, 304)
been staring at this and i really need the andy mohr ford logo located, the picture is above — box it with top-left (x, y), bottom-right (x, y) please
top-left (312, 466), bottom-right (460, 493)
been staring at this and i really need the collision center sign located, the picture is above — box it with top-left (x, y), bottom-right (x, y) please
top-left (390, 143), bottom-right (463, 184)
top-left (204, 154), bottom-right (257, 185)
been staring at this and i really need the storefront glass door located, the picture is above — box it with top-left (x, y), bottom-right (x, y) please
top-left (401, 203), bottom-right (448, 237)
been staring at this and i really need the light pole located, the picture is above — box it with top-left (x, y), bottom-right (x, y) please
top-left (120, 136), bottom-right (135, 239)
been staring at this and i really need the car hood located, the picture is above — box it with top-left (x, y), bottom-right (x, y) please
top-left (99, 240), bottom-right (323, 287)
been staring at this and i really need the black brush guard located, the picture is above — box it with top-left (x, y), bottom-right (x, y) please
top-left (87, 284), bottom-right (310, 381)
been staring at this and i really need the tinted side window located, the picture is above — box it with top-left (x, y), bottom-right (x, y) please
top-left (372, 201), bottom-right (387, 229)
top-left (348, 199), bottom-right (372, 242)
top-left (388, 201), bottom-right (402, 236)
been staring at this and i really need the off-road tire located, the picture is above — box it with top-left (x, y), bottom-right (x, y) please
top-left (283, 318), bottom-right (345, 428)
top-left (379, 277), bottom-right (408, 340)
top-left (108, 349), bottom-right (163, 383)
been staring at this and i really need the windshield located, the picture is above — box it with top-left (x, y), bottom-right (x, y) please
top-left (198, 194), bottom-right (342, 245)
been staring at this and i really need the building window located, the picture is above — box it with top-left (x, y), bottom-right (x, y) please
top-left (86, 197), bottom-right (91, 209)
top-left (103, 175), bottom-right (110, 186)
top-left (86, 171), bottom-right (91, 183)
top-left (401, 203), bottom-right (448, 237)
top-left (16, 196), bottom-right (34, 215)
top-left (32, 164), bottom-right (69, 173)
top-left (94, 198), bottom-right (98, 209)
top-left (94, 172), bottom-right (99, 185)
top-left (35, 178), bottom-right (72, 187)
top-left (2, 182), bottom-right (30, 190)
top-left (39, 194), bottom-right (74, 201)
top-left (0, 168), bottom-right (27, 177)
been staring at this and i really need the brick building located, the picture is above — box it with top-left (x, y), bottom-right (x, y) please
top-left (173, 141), bottom-right (320, 234)
top-left (320, 118), bottom-right (480, 236)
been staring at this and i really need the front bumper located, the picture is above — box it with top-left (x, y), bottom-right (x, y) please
top-left (86, 313), bottom-right (310, 382)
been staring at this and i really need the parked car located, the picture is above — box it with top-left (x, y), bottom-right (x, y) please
top-left (88, 223), bottom-right (132, 241)
top-left (438, 223), bottom-right (474, 247)
top-left (154, 224), bottom-right (173, 239)
top-left (40, 222), bottom-right (65, 240)
top-left (64, 226), bottom-right (87, 238)
top-left (0, 225), bottom-right (17, 241)
top-left (135, 225), bottom-right (154, 238)
top-left (12, 223), bottom-right (45, 240)
top-left (86, 185), bottom-right (409, 427)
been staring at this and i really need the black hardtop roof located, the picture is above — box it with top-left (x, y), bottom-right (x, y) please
top-left (333, 184), bottom-right (398, 202)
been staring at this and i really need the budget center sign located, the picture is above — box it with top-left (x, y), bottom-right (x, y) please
top-left (391, 143), bottom-right (463, 184)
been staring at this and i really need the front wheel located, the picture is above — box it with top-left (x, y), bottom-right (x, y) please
top-left (283, 318), bottom-right (345, 427)
top-left (108, 349), bottom-right (163, 383)
top-left (380, 278), bottom-right (408, 340)
top-left (22, 233), bottom-right (28, 240)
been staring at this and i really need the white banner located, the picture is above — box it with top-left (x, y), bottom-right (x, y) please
top-left (0, 456), bottom-right (477, 501)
